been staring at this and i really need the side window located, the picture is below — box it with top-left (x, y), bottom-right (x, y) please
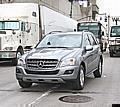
top-left (88, 34), bottom-right (97, 45)
top-left (84, 34), bottom-right (91, 46)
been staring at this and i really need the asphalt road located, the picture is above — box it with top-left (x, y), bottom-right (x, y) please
top-left (0, 52), bottom-right (120, 107)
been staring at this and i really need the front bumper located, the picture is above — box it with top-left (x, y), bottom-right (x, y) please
top-left (16, 65), bottom-right (79, 83)
top-left (0, 51), bottom-right (16, 58)
top-left (109, 45), bottom-right (120, 53)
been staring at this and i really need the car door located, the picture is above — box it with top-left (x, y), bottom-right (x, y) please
top-left (88, 33), bottom-right (99, 71)
top-left (82, 33), bottom-right (93, 73)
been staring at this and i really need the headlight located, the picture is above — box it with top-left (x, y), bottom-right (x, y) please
top-left (60, 58), bottom-right (76, 67)
top-left (18, 58), bottom-right (25, 66)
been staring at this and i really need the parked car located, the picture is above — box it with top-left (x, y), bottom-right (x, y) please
top-left (16, 31), bottom-right (103, 90)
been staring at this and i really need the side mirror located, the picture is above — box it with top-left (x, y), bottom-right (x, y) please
top-left (85, 45), bottom-right (93, 51)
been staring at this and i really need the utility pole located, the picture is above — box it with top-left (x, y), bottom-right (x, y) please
top-left (115, 19), bottom-right (118, 25)
top-left (108, 15), bottom-right (110, 43)
top-left (0, 0), bottom-right (2, 4)
top-left (68, 0), bottom-right (74, 18)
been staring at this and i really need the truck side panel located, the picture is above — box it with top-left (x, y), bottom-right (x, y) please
top-left (40, 5), bottom-right (77, 36)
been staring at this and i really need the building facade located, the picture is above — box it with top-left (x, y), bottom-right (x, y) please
top-left (0, 0), bottom-right (99, 22)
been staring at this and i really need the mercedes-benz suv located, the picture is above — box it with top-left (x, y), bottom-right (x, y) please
top-left (16, 31), bottom-right (103, 90)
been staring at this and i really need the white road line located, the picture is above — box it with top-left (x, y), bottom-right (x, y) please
top-left (28, 84), bottom-right (60, 107)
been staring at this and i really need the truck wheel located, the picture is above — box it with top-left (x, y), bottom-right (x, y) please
top-left (18, 81), bottom-right (32, 88)
top-left (12, 48), bottom-right (24, 66)
top-left (110, 52), bottom-right (113, 57)
top-left (104, 42), bottom-right (107, 52)
top-left (73, 65), bottom-right (85, 90)
top-left (100, 43), bottom-right (103, 53)
top-left (93, 60), bottom-right (102, 78)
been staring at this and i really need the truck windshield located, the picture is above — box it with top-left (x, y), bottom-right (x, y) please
top-left (110, 26), bottom-right (120, 37)
top-left (0, 21), bottom-right (19, 30)
top-left (36, 34), bottom-right (82, 48)
top-left (77, 23), bottom-right (100, 38)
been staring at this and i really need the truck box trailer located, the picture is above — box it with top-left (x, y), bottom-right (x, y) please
top-left (0, 3), bottom-right (77, 65)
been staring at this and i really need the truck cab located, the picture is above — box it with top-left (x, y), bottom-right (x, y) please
top-left (77, 21), bottom-right (108, 52)
top-left (0, 3), bottom-right (39, 65)
top-left (109, 25), bottom-right (120, 57)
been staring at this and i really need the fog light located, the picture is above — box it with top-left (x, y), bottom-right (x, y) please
top-left (16, 68), bottom-right (21, 73)
top-left (64, 70), bottom-right (74, 74)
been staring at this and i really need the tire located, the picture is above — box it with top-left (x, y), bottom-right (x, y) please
top-left (110, 52), bottom-right (113, 57)
top-left (18, 81), bottom-right (32, 88)
top-left (73, 65), bottom-right (85, 90)
top-left (12, 48), bottom-right (24, 66)
top-left (100, 43), bottom-right (103, 53)
top-left (12, 58), bottom-right (18, 66)
top-left (93, 60), bottom-right (102, 78)
top-left (104, 42), bottom-right (107, 52)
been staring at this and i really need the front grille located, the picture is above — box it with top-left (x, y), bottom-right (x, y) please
top-left (26, 59), bottom-right (59, 70)
top-left (0, 37), bottom-right (1, 50)
top-left (25, 69), bottom-right (59, 75)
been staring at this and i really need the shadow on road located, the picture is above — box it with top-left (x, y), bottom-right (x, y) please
top-left (0, 62), bottom-right (14, 67)
top-left (17, 76), bottom-right (97, 94)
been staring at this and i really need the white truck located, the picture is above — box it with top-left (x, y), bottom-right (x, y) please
top-left (109, 25), bottom-right (120, 57)
top-left (0, 3), bottom-right (77, 65)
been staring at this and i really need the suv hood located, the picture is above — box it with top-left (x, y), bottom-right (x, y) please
top-left (26, 48), bottom-right (81, 60)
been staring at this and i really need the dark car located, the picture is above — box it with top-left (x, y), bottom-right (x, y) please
top-left (16, 31), bottom-right (103, 90)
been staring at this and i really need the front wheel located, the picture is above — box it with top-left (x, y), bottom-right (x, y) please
top-left (93, 60), bottom-right (102, 78)
top-left (73, 65), bottom-right (85, 90)
top-left (18, 81), bottom-right (32, 88)
top-left (109, 51), bottom-right (114, 57)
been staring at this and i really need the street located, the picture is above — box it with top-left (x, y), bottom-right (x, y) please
top-left (0, 52), bottom-right (120, 107)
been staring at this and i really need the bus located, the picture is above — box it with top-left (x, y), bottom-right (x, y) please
top-left (77, 21), bottom-right (108, 52)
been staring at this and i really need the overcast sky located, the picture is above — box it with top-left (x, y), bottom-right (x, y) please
top-left (97, 0), bottom-right (120, 16)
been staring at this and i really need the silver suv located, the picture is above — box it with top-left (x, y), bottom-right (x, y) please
top-left (16, 31), bottom-right (103, 90)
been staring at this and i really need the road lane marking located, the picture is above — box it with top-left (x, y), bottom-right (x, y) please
top-left (28, 84), bottom-right (60, 107)
top-left (29, 90), bottom-right (52, 106)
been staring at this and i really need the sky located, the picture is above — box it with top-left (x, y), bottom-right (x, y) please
top-left (97, 0), bottom-right (120, 16)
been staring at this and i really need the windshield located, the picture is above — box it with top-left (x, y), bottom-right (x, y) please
top-left (0, 21), bottom-right (19, 30)
top-left (36, 34), bottom-right (82, 48)
top-left (110, 26), bottom-right (120, 37)
top-left (78, 23), bottom-right (100, 37)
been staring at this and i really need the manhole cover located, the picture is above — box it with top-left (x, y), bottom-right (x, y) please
top-left (59, 95), bottom-right (93, 103)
